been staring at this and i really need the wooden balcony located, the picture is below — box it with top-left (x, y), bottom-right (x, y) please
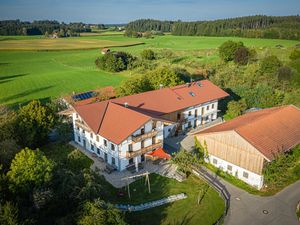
top-left (75, 119), bottom-right (91, 132)
top-left (132, 130), bottom-right (159, 143)
top-left (126, 141), bottom-right (162, 158)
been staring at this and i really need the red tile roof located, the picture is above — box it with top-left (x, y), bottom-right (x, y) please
top-left (198, 105), bottom-right (300, 160)
top-left (74, 80), bottom-right (228, 144)
top-left (112, 80), bottom-right (229, 115)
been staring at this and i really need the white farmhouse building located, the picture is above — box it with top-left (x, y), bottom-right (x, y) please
top-left (196, 105), bottom-right (300, 189)
top-left (72, 80), bottom-right (229, 172)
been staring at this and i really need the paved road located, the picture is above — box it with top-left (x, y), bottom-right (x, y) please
top-left (165, 135), bottom-right (300, 225)
top-left (198, 165), bottom-right (300, 225)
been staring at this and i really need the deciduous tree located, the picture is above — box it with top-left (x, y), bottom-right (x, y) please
top-left (77, 198), bottom-right (127, 225)
top-left (15, 100), bottom-right (55, 148)
top-left (7, 148), bottom-right (53, 193)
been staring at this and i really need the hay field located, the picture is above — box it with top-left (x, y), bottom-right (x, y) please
top-left (0, 37), bottom-right (143, 51)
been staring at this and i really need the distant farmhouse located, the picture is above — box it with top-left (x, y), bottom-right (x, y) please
top-left (196, 105), bottom-right (300, 189)
top-left (70, 80), bottom-right (228, 172)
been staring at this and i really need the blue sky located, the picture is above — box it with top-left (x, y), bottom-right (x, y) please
top-left (0, 0), bottom-right (299, 24)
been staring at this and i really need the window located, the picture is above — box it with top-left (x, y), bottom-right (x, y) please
top-left (112, 157), bottom-right (115, 165)
top-left (96, 136), bottom-right (99, 142)
top-left (227, 165), bottom-right (232, 171)
top-left (177, 113), bottom-right (181, 120)
top-left (77, 136), bottom-right (81, 142)
top-left (206, 105), bottom-right (209, 110)
top-left (97, 148), bottom-right (100, 155)
top-left (201, 107), bottom-right (204, 115)
top-left (243, 171), bottom-right (249, 179)
top-left (76, 126), bottom-right (79, 131)
top-left (111, 143), bottom-right (115, 151)
top-left (83, 130), bottom-right (85, 134)
top-left (129, 158), bottom-right (133, 164)
top-left (90, 133), bottom-right (93, 139)
top-left (188, 121), bottom-right (192, 128)
top-left (152, 136), bottom-right (156, 144)
top-left (213, 158), bottom-right (218, 165)
top-left (141, 140), bottom-right (145, 148)
top-left (104, 139), bottom-right (107, 147)
top-left (152, 121), bottom-right (156, 129)
top-left (195, 109), bottom-right (198, 117)
top-left (188, 111), bottom-right (191, 116)
top-left (212, 103), bottom-right (215, 109)
top-left (76, 113), bottom-right (78, 118)
top-left (91, 144), bottom-right (94, 151)
top-left (141, 128), bottom-right (145, 135)
top-left (128, 144), bottom-right (133, 152)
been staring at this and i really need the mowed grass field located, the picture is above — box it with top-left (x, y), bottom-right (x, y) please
top-left (0, 34), bottom-right (299, 106)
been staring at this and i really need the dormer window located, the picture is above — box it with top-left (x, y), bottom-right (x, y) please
top-left (189, 91), bottom-right (195, 97)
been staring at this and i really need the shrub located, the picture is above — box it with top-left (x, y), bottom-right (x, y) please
top-left (289, 49), bottom-right (300, 60)
top-left (67, 149), bottom-right (91, 172)
top-left (219, 40), bottom-right (244, 62)
top-left (234, 47), bottom-right (250, 65)
top-left (141, 49), bottom-right (155, 60)
top-left (277, 66), bottom-right (292, 81)
top-left (95, 52), bottom-right (135, 72)
top-left (260, 55), bottom-right (282, 74)
top-left (224, 99), bottom-right (247, 121)
top-left (77, 198), bottom-right (127, 225)
top-left (0, 202), bottom-right (19, 225)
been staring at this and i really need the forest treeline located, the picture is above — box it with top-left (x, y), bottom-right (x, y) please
top-left (0, 20), bottom-right (105, 35)
top-left (126, 15), bottom-right (300, 40)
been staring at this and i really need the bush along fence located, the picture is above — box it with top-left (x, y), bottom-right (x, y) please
top-left (192, 166), bottom-right (230, 225)
top-left (115, 193), bottom-right (187, 212)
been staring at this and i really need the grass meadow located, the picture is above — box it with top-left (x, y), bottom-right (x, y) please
top-left (0, 34), bottom-right (299, 106)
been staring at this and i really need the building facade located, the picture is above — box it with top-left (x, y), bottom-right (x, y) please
top-left (196, 105), bottom-right (300, 189)
top-left (71, 80), bottom-right (229, 172)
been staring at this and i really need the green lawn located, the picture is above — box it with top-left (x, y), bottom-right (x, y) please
top-left (43, 143), bottom-right (225, 225)
top-left (123, 174), bottom-right (225, 225)
top-left (0, 49), bottom-right (126, 106)
top-left (0, 34), bottom-right (299, 106)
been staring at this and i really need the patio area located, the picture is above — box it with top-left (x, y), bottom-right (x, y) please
top-left (70, 141), bottom-right (185, 188)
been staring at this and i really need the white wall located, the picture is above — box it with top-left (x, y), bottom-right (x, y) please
top-left (181, 101), bottom-right (218, 130)
top-left (207, 155), bottom-right (264, 189)
top-left (73, 113), bottom-right (164, 171)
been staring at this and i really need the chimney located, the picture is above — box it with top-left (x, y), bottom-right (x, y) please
top-left (124, 102), bottom-right (128, 108)
top-left (159, 84), bottom-right (163, 90)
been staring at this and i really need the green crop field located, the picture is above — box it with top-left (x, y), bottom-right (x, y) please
top-left (0, 34), bottom-right (299, 106)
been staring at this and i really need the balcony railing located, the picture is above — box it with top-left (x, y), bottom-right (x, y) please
top-left (126, 141), bottom-right (162, 158)
top-left (75, 119), bottom-right (91, 132)
top-left (132, 130), bottom-right (159, 143)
